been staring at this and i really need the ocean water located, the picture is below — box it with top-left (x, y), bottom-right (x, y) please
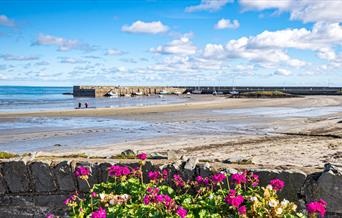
top-left (0, 86), bottom-right (187, 112)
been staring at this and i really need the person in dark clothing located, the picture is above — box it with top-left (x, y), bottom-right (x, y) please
top-left (78, 102), bottom-right (82, 108)
top-left (85, 102), bottom-right (88, 108)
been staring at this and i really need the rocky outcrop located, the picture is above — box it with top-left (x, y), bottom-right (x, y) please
top-left (0, 160), bottom-right (341, 217)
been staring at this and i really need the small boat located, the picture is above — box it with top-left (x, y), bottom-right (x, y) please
top-left (229, 90), bottom-right (239, 95)
top-left (159, 90), bottom-right (170, 95)
top-left (174, 91), bottom-right (182, 95)
top-left (133, 91), bottom-right (143, 96)
top-left (192, 89), bottom-right (202, 94)
top-left (213, 91), bottom-right (217, 95)
top-left (105, 91), bottom-right (119, 98)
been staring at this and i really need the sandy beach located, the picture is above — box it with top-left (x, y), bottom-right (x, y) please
top-left (1, 95), bottom-right (341, 171)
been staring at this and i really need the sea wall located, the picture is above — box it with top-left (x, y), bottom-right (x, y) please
top-left (0, 160), bottom-right (341, 218)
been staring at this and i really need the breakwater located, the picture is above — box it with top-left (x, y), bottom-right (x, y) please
top-left (73, 86), bottom-right (342, 97)
top-left (0, 159), bottom-right (341, 217)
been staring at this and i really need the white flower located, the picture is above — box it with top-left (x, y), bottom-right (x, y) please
top-left (99, 193), bottom-right (106, 201)
top-left (266, 185), bottom-right (273, 190)
top-left (109, 199), bottom-right (115, 205)
top-left (276, 207), bottom-right (283, 215)
top-left (281, 199), bottom-right (289, 206)
top-left (209, 194), bottom-right (214, 199)
top-left (250, 196), bottom-right (258, 202)
top-left (269, 199), bottom-right (279, 207)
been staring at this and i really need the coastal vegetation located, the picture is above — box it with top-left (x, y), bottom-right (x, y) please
top-left (57, 153), bottom-right (327, 218)
top-left (0, 151), bottom-right (18, 159)
top-left (231, 91), bottom-right (298, 98)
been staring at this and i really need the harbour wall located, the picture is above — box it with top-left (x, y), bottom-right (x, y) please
top-left (73, 86), bottom-right (342, 97)
top-left (0, 159), bottom-right (341, 217)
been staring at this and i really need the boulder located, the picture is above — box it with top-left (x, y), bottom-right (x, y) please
top-left (2, 161), bottom-right (30, 193)
top-left (121, 149), bottom-right (135, 157)
top-left (30, 162), bottom-right (57, 192)
top-left (167, 150), bottom-right (180, 160)
top-left (52, 161), bottom-right (76, 192)
top-left (302, 164), bottom-right (342, 215)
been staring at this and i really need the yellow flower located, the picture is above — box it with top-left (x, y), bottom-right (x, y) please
top-left (269, 198), bottom-right (279, 207)
top-left (276, 207), bottom-right (283, 215)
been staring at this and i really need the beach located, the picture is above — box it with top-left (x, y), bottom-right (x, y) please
top-left (1, 95), bottom-right (341, 171)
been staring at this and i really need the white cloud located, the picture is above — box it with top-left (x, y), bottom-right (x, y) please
top-left (0, 15), bottom-right (15, 27)
top-left (273, 69), bottom-right (292, 76)
top-left (239, 0), bottom-right (342, 23)
top-left (0, 54), bottom-right (39, 61)
top-left (151, 36), bottom-right (197, 56)
top-left (214, 19), bottom-right (240, 29)
top-left (185, 0), bottom-right (233, 12)
top-left (105, 49), bottom-right (126, 56)
top-left (121, 21), bottom-right (169, 34)
top-left (59, 57), bottom-right (87, 64)
top-left (32, 34), bottom-right (95, 52)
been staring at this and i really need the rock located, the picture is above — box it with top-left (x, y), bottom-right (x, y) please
top-left (98, 162), bottom-right (112, 183)
top-left (0, 164), bottom-right (8, 194)
top-left (2, 161), bottom-right (30, 193)
top-left (30, 162), bottom-right (57, 192)
top-left (52, 161), bottom-right (76, 192)
top-left (338, 120), bottom-right (342, 124)
top-left (223, 157), bottom-right (253, 164)
top-left (53, 144), bottom-right (62, 147)
top-left (121, 149), bottom-right (135, 157)
top-left (302, 164), bottom-right (342, 214)
top-left (167, 150), bottom-right (180, 160)
top-left (252, 169), bottom-right (306, 203)
top-left (183, 158), bottom-right (198, 180)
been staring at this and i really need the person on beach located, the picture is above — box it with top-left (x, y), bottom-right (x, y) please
top-left (78, 102), bottom-right (82, 108)
top-left (85, 102), bottom-right (88, 108)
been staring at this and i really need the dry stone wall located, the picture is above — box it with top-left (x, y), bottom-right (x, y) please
top-left (0, 160), bottom-right (341, 218)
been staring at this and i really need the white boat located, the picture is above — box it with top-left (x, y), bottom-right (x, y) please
top-left (133, 91), bottom-right (143, 96)
top-left (106, 91), bottom-right (119, 98)
top-left (192, 89), bottom-right (202, 94)
top-left (229, 90), bottom-right (239, 95)
top-left (213, 91), bottom-right (217, 95)
top-left (159, 90), bottom-right (171, 95)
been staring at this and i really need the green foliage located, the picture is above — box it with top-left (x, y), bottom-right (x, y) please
top-left (0, 151), bottom-right (18, 159)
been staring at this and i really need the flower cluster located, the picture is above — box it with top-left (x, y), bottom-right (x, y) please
top-left (60, 159), bottom-right (327, 218)
top-left (108, 165), bottom-right (131, 177)
top-left (74, 166), bottom-right (90, 180)
top-left (306, 199), bottom-right (327, 217)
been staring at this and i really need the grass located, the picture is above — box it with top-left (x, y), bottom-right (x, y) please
top-left (237, 90), bottom-right (297, 98)
top-left (0, 152), bottom-right (19, 159)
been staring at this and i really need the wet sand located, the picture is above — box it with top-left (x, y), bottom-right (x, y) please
top-left (0, 95), bottom-right (341, 170)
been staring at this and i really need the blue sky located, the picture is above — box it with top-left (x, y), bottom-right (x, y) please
top-left (0, 0), bottom-right (341, 86)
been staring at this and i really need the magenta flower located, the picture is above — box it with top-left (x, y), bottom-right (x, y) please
top-left (91, 207), bottom-right (106, 218)
top-left (173, 174), bottom-right (185, 187)
top-left (162, 169), bottom-right (168, 179)
top-left (238, 205), bottom-right (246, 215)
top-left (250, 174), bottom-right (259, 187)
top-left (212, 173), bottom-right (226, 184)
top-left (108, 165), bottom-right (131, 177)
top-left (74, 166), bottom-right (90, 178)
top-left (269, 179), bottom-right (285, 191)
top-left (231, 173), bottom-right (247, 184)
top-left (196, 176), bottom-right (203, 183)
top-left (176, 206), bottom-right (187, 218)
top-left (91, 192), bottom-right (97, 198)
top-left (148, 171), bottom-right (161, 181)
top-left (306, 199), bottom-right (327, 217)
top-left (137, 153), bottom-right (147, 160)
top-left (156, 194), bottom-right (164, 203)
top-left (46, 214), bottom-right (54, 218)
top-left (143, 195), bottom-right (150, 205)
top-left (231, 195), bottom-right (244, 208)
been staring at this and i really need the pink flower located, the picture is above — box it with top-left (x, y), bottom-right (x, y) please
top-left (74, 166), bottom-right (90, 177)
top-left (156, 194), bottom-right (164, 203)
top-left (250, 174), bottom-right (259, 187)
top-left (269, 179), bottom-right (285, 191)
top-left (231, 173), bottom-right (247, 184)
top-left (212, 173), bottom-right (226, 184)
top-left (306, 199), bottom-right (327, 217)
top-left (238, 205), bottom-right (246, 215)
top-left (143, 195), bottom-right (150, 205)
top-left (91, 192), bottom-right (97, 198)
top-left (173, 174), bottom-right (185, 187)
top-left (162, 169), bottom-right (168, 179)
top-left (224, 189), bottom-right (237, 205)
top-left (46, 214), bottom-right (54, 218)
top-left (231, 195), bottom-right (244, 208)
top-left (148, 171), bottom-right (161, 181)
top-left (137, 153), bottom-right (147, 160)
top-left (196, 176), bottom-right (203, 183)
top-left (108, 165), bottom-right (131, 177)
top-left (176, 206), bottom-right (187, 218)
top-left (91, 207), bottom-right (106, 218)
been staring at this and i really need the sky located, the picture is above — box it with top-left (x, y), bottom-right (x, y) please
top-left (0, 0), bottom-right (342, 86)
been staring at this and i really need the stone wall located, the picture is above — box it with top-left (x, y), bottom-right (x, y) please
top-left (0, 160), bottom-right (341, 218)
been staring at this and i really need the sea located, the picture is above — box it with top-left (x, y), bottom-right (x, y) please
top-left (0, 86), bottom-right (186, 112)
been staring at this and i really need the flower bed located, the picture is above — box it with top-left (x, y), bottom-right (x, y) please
top-left (51, 154), bottom-right (327, 218)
